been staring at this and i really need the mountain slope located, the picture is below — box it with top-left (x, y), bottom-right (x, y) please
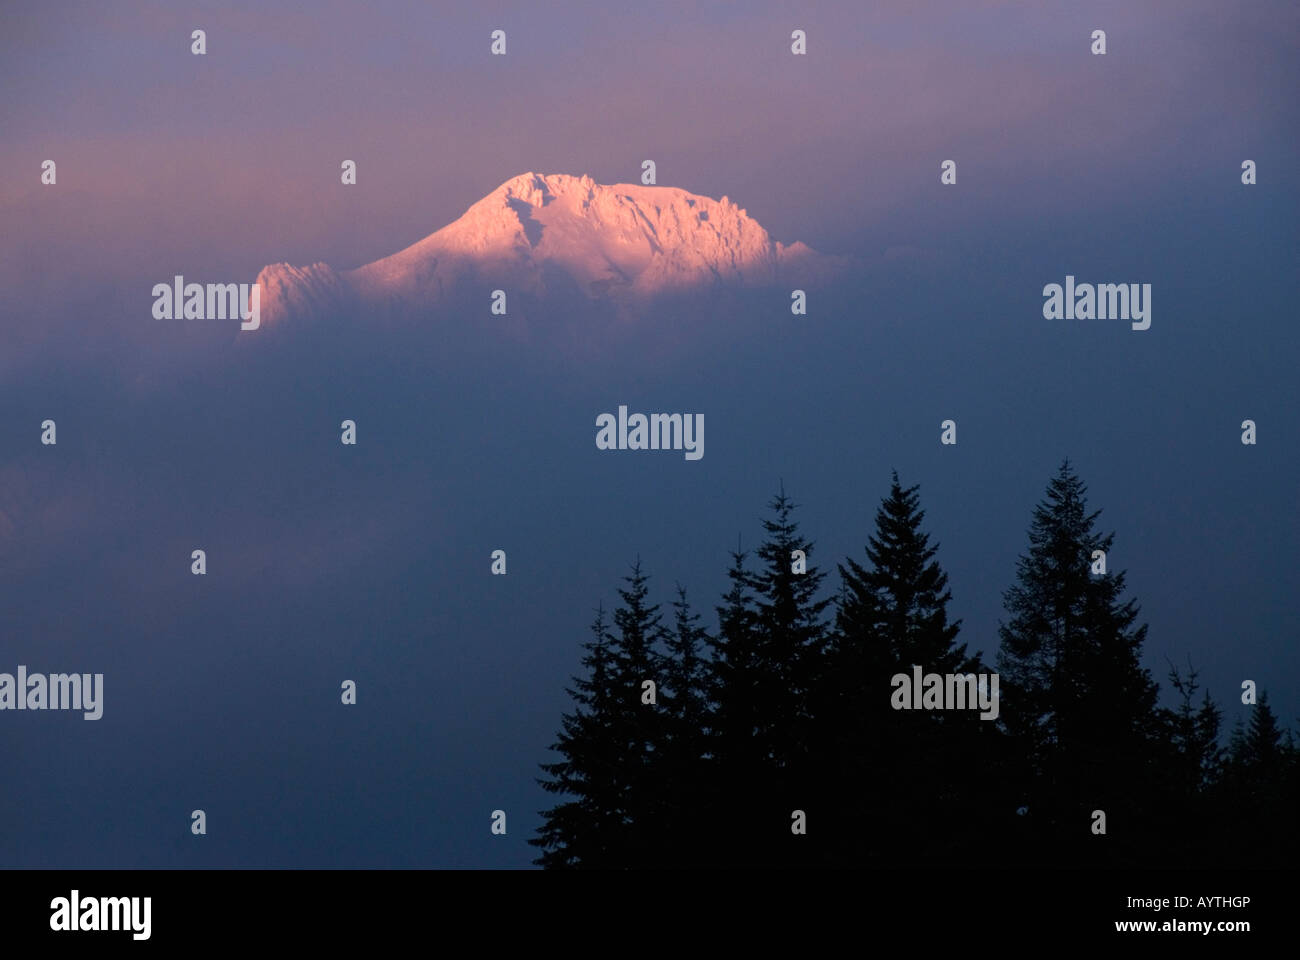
top-left (255, 173), bottom-right (846, 327)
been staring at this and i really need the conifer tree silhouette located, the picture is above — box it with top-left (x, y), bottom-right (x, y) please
top-left (997, 460), bottom-right (1162, 865)
top-left (1219, 691), bottom-right (1300, 862)
top-left (826, 472), bottom-right (1004, 864)
top-left (706, 487), bottom-right (829, 866)
top-left (650, 585), bottom-right (712, 866)
top-left (532, 562), bottom-right (668, 868)
top-left (606, 560), bottom-right (671, 865)
top-left (1156, 661), bottom-right (1224, 864)
top-left (750, 486), bottom-right (831, 866)
top-left (702, 543), bottom-right (761, 866)
top-left (532, 604), bottom-right (623, 868)
top-left (1238, 691), bottom-right (1284, 771)
top-left (534, 469), bottom-right (1296, 870)
top-left (1162, 663), bottom-right (1223, 798)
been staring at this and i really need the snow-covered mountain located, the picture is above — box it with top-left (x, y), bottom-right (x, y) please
top-left (254, 172), bottom-right (846, 327)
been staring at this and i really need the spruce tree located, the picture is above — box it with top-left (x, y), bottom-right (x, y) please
top-left (997, 460), bottom-right (1161, 865)
top-left (750, 485), bottom-right (831, 765)
top-left (1220, 692), bottom-right (1299, 865)
top-left (706, 488), bottom-right (830, 866)
top-left (839, 472), bottom-right (971, 672)
top-left (532, 604), bottom-right (623, 869)
top-left (665, 585), bottom-right (710, 739)
top-left (830, 472), bottom-right (1000, 864)
top-left (1242, 691), bottom-right (1283, 770)
top-left (604, 559), bottom-right (669, 866)
top-left (532, 561), bottom-right (668, 869)
top-left (751, 486), bottom-right (831, 865)
top-left (652, 585), bottom-right (711, 866)
top-left (704, 543), bottom-right (763, 865)
top-left (1163, 661), bottom-right (1223, 797)
top-left (1157, 661), bottom-right (1225, 863)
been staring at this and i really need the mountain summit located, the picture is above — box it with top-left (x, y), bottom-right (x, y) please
top-left (255, 173), bottom-right (845, 327)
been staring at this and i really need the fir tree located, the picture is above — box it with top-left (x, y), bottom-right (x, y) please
top-left (828, 472), bottom-right (1001, 864)
top-left (532, 604), bottom-right (623, 869)
top-left (997, 460), bottom-right (1161, 864)
top-left (838, 472), bottom-right (972, 673)
top-left (1156, 660), bottom-right (1225, 864)
top-left (532, 561), bottom-right (668, 868)
top-left (704, 543), bottom-right (763, 865)
top-left (651, 585), bottom-right (712, 866)
top-left (1242, 690), bottom-right (1283, 770)
top-left (1219, 692), bottom-right (1299, 864)
top-left (1163, 660), bottom-right (1223, 796)
top-left (750, 484), bottom-right (831, 769)
top-left (707, 487), bottom-right (830, 865)
top-left (663, 585), bottom-right (710, 761)
top-left (753, 487), bottom-right (830, 866)
top-left (604, 559), bottom-right (669, 866)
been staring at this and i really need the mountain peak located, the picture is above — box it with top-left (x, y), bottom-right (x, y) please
top-left (256, 173), bottom-right (845, 327)
top-left (492, 171), bottom-right (582, 202)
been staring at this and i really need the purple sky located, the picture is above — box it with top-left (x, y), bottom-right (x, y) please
top-left (4, 0), bottom-right (1294, 325)
top-left (1, 1), bottom-right (1296, 868)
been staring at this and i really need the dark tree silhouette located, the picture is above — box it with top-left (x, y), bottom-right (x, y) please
top-left (1153, 661), bottom-right (1225, 864)
top-left (838, 472), bottom-right (971, 673)
top-left (532, 604), bottom-right (623, 868)
top-left (997, 460), bottom-right (1163, 865)
top-left (646, 585), bottom-right (711, 866)
top-left (1236, 691), bottom-right (1284, 771)
top-left (698, 543), bottom-right (762, 865)
top-left (606, 560), bottom-right (671, 865)
top-left (532, 561), bottom-right (668, 868)
top-left (824, 472), bottom-right (1006, 864)
top-left (532, 468), bottom-right (1294, 870)
top-left (1216, 691), bottom-right (1300, 864)
top-left (706, 487), bottom-right (830, 866)
top-left (1162, 661), bottom-right (1224, 798)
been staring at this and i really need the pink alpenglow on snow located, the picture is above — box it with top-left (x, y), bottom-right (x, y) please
top-left (253, 173), bottom-right (848, 328)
